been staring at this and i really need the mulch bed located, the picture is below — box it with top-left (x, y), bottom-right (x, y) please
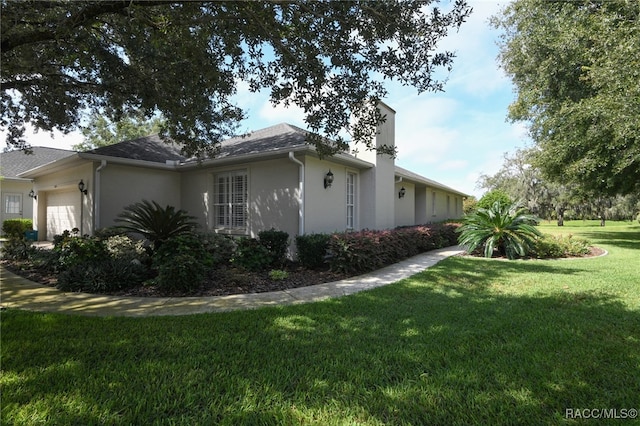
top-left (1, 260), bottom-right (351, 298)
top-left (3, 246), bottom-right (605, 298)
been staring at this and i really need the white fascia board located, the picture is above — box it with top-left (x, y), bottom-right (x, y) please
top-left (395, 167), bottom-right (469, 197)
top-left (17, 154), bottom-right (84, 178)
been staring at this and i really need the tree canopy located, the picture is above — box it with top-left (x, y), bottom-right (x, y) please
top-left (492, 0), bottom-right (640, 196)
top-left (1, 0), bottom-right (471, 157)
top-left (73, 113), bottom-right (164, 151)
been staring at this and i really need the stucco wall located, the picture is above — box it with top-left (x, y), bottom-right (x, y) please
top-left (32, 162), bottom-right (94, 239)
top-left (0, 180), bottom-right (33, 234)
top-left (181, 158), bottom-right (301, 244)
top-left (424, 188), bottom-right (463, 222)
top-left (248, 158), bottom-right (300, 240)
top-left (303, 156), bottom-right (359, 234)
top-left (98, 164), bottom-right (181, 229)
top-left (394, 181), bottom-right (415, 227)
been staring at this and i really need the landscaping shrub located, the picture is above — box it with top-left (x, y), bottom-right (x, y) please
top-left (295, 233), bottom-right (330, 269)
top-left (232, 238), bottom-right (272, 272)
top-left (326, 223), bottom-right (460, 274)
top-left (152, 234), bottom-right (212, 291)
top-left (457, 201), bottom-right (541, 259)
top-left (2, 219), bottom-right (33, 238)
top-left (57, 258), bottom-right (147, 293)
top-left (115, 200), bottom-right (198, 251)
top-left (53, 230), bottom-right (149, 292)
top-left (268, 269), bottom-right (289, 281)
top-left (199, 232), bottom-right (236, 267)
top-left (532, 234), bottom-right (591, 259)
top-left (258, 228), bottom-right (289, 266)
top-left (0, 237), bottom-right (35, 260)
top-left (54, 231), bottom-right (107, 270)
top-left (103, 234), bottom-right (148, 264)
top-left (476, 189), bottom-right (512, 210)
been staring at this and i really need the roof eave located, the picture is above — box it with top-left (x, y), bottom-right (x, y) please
top-left (17, 154), bottom-right (84, 178)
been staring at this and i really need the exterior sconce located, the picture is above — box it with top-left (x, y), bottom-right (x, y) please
top-left (324, 170), bottom-right (334, 189)
top-left (399, 187), bottom-right (406, 199)
top-left (28, 189), bottom-right (37, 200)
top-left (78, 179), bottom-right (88, 195)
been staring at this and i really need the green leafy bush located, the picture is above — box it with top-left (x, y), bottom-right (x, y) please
top-left (152, 234), bottom-right (212, 291)
top-left (2, 219), bottom-right (33, 238)
top-left (476, 190), bottom-right (512, 210)
top-left (103, 234), bottom-right (148, 263)
top-left (295, 233), bottom-right (330, 269)
top-left (198, 232), bottom-right (236, 267)
top-left (116, 200), bottom-right (198, 251)
top-left (54, 232), bottom-right (106, 270)
top-left (532, 234), bottom-right (591, 259)
top-left (258, 228), bottom-right (289, 266)
top-left (57, 258), bottom-right (147, 293)
top-left (0, 237), bottom-right (35, 260)
top-left (232, 238), bottom-right (272, 272)
top-left (457, 201), bottom-right (541, 259)
top-left (269, 269), bottom-right (289, 281)
top-left (326, 223), bottom-right (460, 274)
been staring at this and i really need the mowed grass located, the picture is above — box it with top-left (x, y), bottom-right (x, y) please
top-left (2, 222), bottom-right (639, 425)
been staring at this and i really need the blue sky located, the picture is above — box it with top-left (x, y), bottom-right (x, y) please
top-left (8, 0), bottom-right (527, 199)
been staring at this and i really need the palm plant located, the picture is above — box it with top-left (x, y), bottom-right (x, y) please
top-left (116, 200), bottom-right (198, 251)
top-left (457, 201), bottom-right (541, 260)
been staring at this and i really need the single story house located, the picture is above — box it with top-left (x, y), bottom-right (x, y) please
top-left (0, 147), bottom-right (75, 234)
top-left (13, 103), bottom-right (468, 250)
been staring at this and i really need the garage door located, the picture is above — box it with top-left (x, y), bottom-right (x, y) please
top-left (46, 189), bottom-right (81, 240)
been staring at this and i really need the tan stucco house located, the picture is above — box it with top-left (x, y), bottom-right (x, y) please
top-left (0, 147), bottom-right (75, 234)
top-left (7, 103), bottom-right (467, 246)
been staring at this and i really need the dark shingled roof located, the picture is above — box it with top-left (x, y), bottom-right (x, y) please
top-left (86, 134), bottom-right (186, 163)
top-left (0, 147), bottom-right (76, 178)
top-left (213, 123), bottom-right (309, 159)
top-left (84, 124), bottom-right (311, 164)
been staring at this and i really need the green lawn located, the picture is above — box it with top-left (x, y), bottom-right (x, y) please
top-left (2, 222), bottom-right (639, 425)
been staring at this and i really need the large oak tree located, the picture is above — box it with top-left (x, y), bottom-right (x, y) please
top-left (1, 0), bottom-right (471, 157)
top-left (492, 0), bottom-right (640, 196)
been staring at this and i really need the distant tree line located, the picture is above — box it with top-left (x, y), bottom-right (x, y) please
top-left (477, 148), bottom-right (640, 226)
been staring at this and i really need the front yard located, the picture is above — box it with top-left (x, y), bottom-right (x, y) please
top-left (1, 222), bottom-right (639, 425)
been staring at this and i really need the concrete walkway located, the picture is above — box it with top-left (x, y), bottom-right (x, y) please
top-left (0, 246), bottom-right (464, 317)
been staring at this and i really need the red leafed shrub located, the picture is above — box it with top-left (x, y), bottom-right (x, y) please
top-left (327, 223), bottom-right (460, 274)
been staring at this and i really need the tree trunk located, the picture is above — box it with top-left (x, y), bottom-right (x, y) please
top-left (557, 207), bottom-right (565, 226)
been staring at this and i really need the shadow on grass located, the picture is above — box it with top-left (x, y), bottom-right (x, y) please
top-left (576, 229), bottom-right (640, 251)
top-left (3, 257), bottom-right (639, 425)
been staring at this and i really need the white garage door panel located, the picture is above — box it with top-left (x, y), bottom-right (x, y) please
top-left (47, 190), bottom-right (80, 239)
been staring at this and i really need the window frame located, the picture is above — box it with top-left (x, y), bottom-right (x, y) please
top-left (213, 169), bottom-right (249, 234)
top-left (346, 171), bottom-right (357, 230)
top-left (4, 193), bottom-right (22, 215)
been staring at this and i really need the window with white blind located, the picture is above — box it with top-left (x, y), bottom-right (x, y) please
top-left (4, 194), bottom-right (21, 214)
top-left (346, 172), bottom-right (356, 230)
top-left (213, 170), bottom-right (248, 231)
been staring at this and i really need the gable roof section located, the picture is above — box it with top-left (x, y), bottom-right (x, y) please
top-left (213, 123), bottom-right (309, 159)
top-left (0, 147), bottom-right (76, 179)
top-left (86, 134), bottom-right (186, 163)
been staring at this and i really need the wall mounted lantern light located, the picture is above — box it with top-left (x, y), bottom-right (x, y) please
top-left (28, 189), bottom-right (37, 200)
top-left (398, 187), bottom-right (406, 199)
top-left (78, 180), bottom-right (88, 195)
top-left (324, 170), bottom-right (334, 189)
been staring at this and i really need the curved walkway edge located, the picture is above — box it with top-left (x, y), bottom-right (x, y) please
top-left (0, 245), bottom-right (465, 317)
